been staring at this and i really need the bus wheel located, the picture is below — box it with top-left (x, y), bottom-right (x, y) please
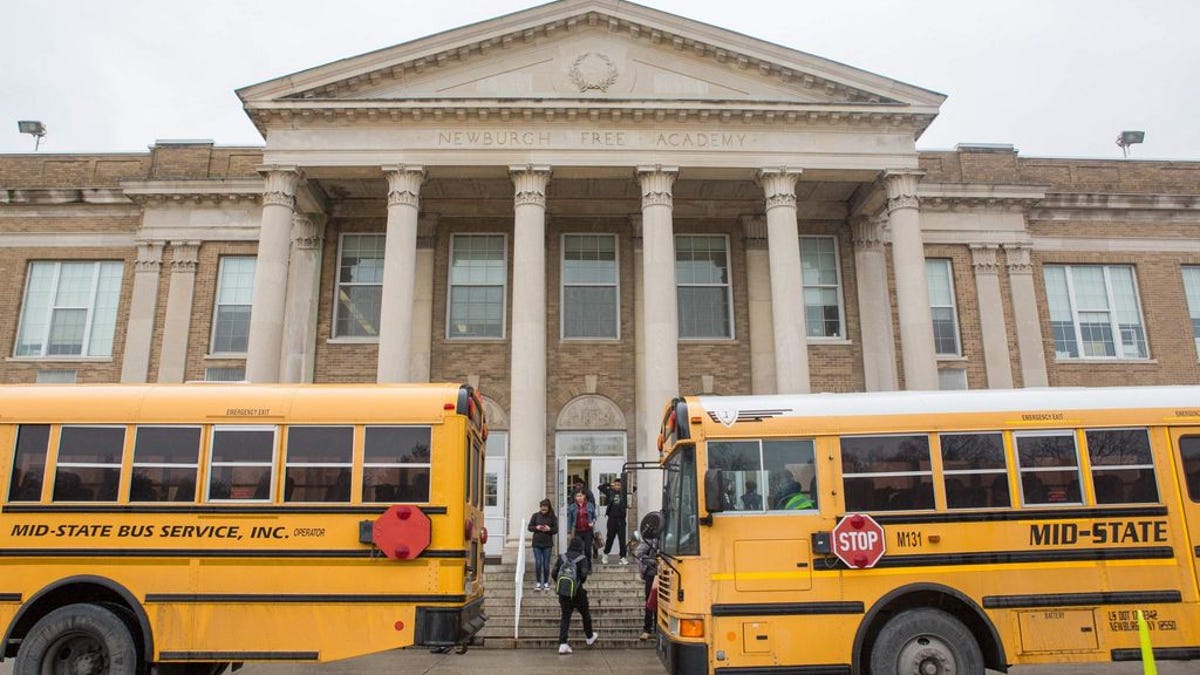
top-left (869, 608), bottom-right (983, 675)
top-left (14, 603), bottom-right (139, 675)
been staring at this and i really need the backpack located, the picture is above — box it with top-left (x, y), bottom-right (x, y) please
top-left (555, 553), bottom-right (586, 598)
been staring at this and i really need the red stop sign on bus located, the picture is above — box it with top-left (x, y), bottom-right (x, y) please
top-left (832, 513), bottom-right (886, 569)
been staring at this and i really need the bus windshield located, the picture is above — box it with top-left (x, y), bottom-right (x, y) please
top-left (661, 444), bottom-right (699, 556)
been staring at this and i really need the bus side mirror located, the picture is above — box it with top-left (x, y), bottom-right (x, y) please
top-left (704, 469), bottom-right (726, 514)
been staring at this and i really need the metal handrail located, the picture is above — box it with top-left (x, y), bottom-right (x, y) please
top-left (514, 516), bottom-right (528, 639)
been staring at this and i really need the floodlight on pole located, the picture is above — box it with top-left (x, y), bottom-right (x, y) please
top-left (1116, 130), bottom-right (1145, 158)
top-left (17, 121), bottom-right (47, 151)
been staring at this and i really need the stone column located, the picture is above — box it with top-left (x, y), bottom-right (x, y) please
top-left (884, 171), bottom-right (938, 390)
top-left (1005, 244), bottom-right (1049, 387)
top-left (758, 169), bottom-right (811, 394)
top-left (632, 215), bottom-right (648, 514)
top-left (970, 244), bottom-right (1014, 389)
top-left (741, 216), bottom-right (776, 394)
top-left (157, 241), bottom-right (200, 383)
top-left (246, 166), bottom-right (301, 383)
top-left (507, 166), bottom-right (551, 548)
top-left (377, 166), bottom-right (426, 383)
top-left (280, 212), bottom-right (325, 383)
top-left (120, 241), bottom-right (164, 383)
top-left (637, 166), bottom-right (679, 522)
top-left (410, 214), bottom-right (438, 383)
top-left (851, 215), bottom-right (899, 391)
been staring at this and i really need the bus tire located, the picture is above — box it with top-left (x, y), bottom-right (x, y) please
top-left (868, 608), bottom-right (983, 675)
top-left (13, 603), bottom-right (140, 675)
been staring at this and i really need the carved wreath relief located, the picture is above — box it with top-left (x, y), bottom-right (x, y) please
top-left (569, 53), bottom-right (619, 92)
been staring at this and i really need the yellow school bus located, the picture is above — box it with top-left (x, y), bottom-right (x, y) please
top-left (0, 383), bottom-right (488, 675)
top-left (653, 387), bottom-right (1200, 675)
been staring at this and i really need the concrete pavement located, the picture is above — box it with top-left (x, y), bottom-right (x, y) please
top-left (1, 647), bottom-right (1195, 674)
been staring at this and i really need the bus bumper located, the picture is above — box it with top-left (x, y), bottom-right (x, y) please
top-left (657, 633), bottom-right (707, 675)
top-left (414, 597), bottom-right (487, 647)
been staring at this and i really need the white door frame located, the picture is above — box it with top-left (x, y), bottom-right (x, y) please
top-left (483, 431), bottom-right (508, 558)
top-left (555, 430), bottom-right (627, 551)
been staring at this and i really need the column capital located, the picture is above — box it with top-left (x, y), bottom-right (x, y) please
top-left (510, 165), bottom-right (552, 208)
top-left (168, 241), bottom-right (200, 273)
top-left (134, 241), bottom-right (165, 272)
top-left (757, 169), bottom-right (802, 212)
top-left (383, 165), bottom-right (427, 208)
top-left (291, 212), bottom-right (327, 250)
top-left (636, 166), bottom-right (678, 209)
top-left (969, 244), bottom-right (1002, 275)
top-left (258, 165), bottom-right (302, 209)
top-left (740, 215), bottom-right (768, 249)
top-left (1004, 243), bottom-right (1034, 274)
top-left (883, 170), bottom-right (924, 214)
top-left (850, 215), bottom-right (887, 252)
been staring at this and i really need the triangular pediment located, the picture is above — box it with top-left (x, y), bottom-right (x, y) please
top-left (238, 0), bottom-right (945, 114)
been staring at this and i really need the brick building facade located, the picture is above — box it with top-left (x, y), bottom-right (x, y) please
top-left (3, 0), bottom-right (1200, 553)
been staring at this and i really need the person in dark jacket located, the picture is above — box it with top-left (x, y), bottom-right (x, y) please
top-left (527, 498), bottom-right (558, 591)
top-left (552, 535), bottom-right (598, 654)
top-left (598, 477), bottom-right (628, 564)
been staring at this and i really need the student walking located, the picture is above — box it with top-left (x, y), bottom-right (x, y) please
top-left (598, 477), bottom-right (628, 564)
top-left (552, 536), bottom-right (599, 654)
top-left (527, 499), bottom-right (558, 591)
top-left (634, 531), bottom-right (660, 640)
top-left (566, 490), bottom-right (596, 561)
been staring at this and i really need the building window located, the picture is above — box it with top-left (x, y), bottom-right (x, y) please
top-left (800, 236), bottom-right (844, 338)
top-left (204, 366), bottom-right (245, 382)
top-left (15, 261), bottom-right (123, 358)
top-left (334, 234), bottom-right (384, 338)
top-left (938, 369), bottom-right (968, 390)
top-left (562, 234), bottom-right (618, 339)
top-left (211, 256), bottom-right (255, 354)
top-left (1043, 264), bottom-right (1148, 359)
top-left (926, 259), bottom-right (961, 356)
top-left (1181, 266), bottom-right (1200, 358)
top-left (448, 234), bottom-right (506, 339)
top-left (36, 370), bottom-right (77, 384)
top-left (676, 235), bottom-right (732, 339)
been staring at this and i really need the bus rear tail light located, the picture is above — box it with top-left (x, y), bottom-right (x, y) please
top-left (680, 619), bottom-right (704, 638)
top-left (371, 504), bottom-right (431, 560)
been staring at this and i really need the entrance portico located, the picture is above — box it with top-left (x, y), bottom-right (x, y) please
top-left (234, 0), bottom-right (948, 553)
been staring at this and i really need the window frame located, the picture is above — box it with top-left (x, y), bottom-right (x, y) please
top-left (1044, 264), bottom-right (1150, 360)
top-left (938, 431), bottom-right (1010, 509)
top-left (53, 424), bottom-right (126, 503)
top-left (362, 425), bottom-right (434, 504)
top-left (799, 235), bottom-right (846, 340)
top-left (209, 255), bottom-right (256, 356)
top-left (14, 260), bottom-right (124, 358)
top-left (560, 233), bottom-right (620, 341)
top-left (205, 425), bottom-right (278, 503)
top-left (675, 233), bottom-right (735, 341)
top-left (130, 425), bottom-right (202, 503)
top-left (926, 258), bottom-right (962, 357)
top-left (1083, 427), bottom-right (1158, 505)
top-left (1181, 265), bottom-right (1200, 360)
top-left (283, 425), bottom-right (355, 504)
top-left (1013, 429), bottom-right (1083, 507)
top-left (446, 233), bottom-right (508, 340)
top-left (332, 233), bottom-right (386, 341)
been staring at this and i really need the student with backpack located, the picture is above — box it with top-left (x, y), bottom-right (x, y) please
top-left (551, 535), bottom-right (599, 654)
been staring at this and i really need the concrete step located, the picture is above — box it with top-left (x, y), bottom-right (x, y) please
top-left (480, 637), bottom-right (655, 650)
top-left (486, 613), bottom-right (647, 627)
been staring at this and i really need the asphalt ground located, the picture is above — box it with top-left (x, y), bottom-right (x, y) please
top-left (4, 648), bottom-right (1192, 675)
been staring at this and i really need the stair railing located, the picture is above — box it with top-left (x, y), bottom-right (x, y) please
top-left (514, 516), bottom-right (528, 639)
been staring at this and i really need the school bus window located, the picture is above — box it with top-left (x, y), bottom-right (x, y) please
top-left (207, 426), bottom-right (276, 501)
top-left (709, 440), bottom-right (762, 511)
top-left (8, 424), bottom-right (50, 502)
top-left (284, 426), bottom-right (353, 503)
top-left (53, 425), bottom-right (124, 502)
top-left (841, 434), bottom-right (934, 511)
top-left (1015, 430), bottom-right (1081, 506)
top-left (1181, 436), bottom-right (1200, 501)
top-left (765, 439), bottom-right (817, 510)
top-left (363, 426), bottom-right (431, 503)
top-left (130, 426), bottom-right (200, 502)
top-left (940, 432), bottom-right (1010, 509)
top-left (1084, 428), bottom-right (1158, 504)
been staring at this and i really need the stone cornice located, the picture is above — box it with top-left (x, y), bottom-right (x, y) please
top-left (245, 101), bottom-right (935, 136)
top-left (918, 182), bottom-right (1047, 213)
top-left (1, 188), bottom-right (132, 206)
top-left (120, 179), bottom-right (264, 206)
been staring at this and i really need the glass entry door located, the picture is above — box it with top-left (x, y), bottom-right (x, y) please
top-left (483, 431), bottom-right (507, 558)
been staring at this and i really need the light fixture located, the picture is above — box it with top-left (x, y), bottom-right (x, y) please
top-left (17, 120), bottom-right (47, 151)
top-left (1116, 130), bottom-right (1145, 158)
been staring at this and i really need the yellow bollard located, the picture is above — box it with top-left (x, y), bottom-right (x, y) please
top-left (1136, 610), bottom-right (1157, 675)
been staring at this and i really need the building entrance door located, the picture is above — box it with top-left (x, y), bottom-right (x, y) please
top-left (483, 431), bottom-right (507, 559)
top-left (557, 454), bottom-right (626, 551)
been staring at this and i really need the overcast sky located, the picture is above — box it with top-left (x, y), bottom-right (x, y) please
top-left (2, 0), bottom-right (1197, 160)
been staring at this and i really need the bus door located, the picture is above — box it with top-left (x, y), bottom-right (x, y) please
top-left (1170, 430), bottom-right (1200, 584)
top-left (483, 431), bottom-right (507, 559)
